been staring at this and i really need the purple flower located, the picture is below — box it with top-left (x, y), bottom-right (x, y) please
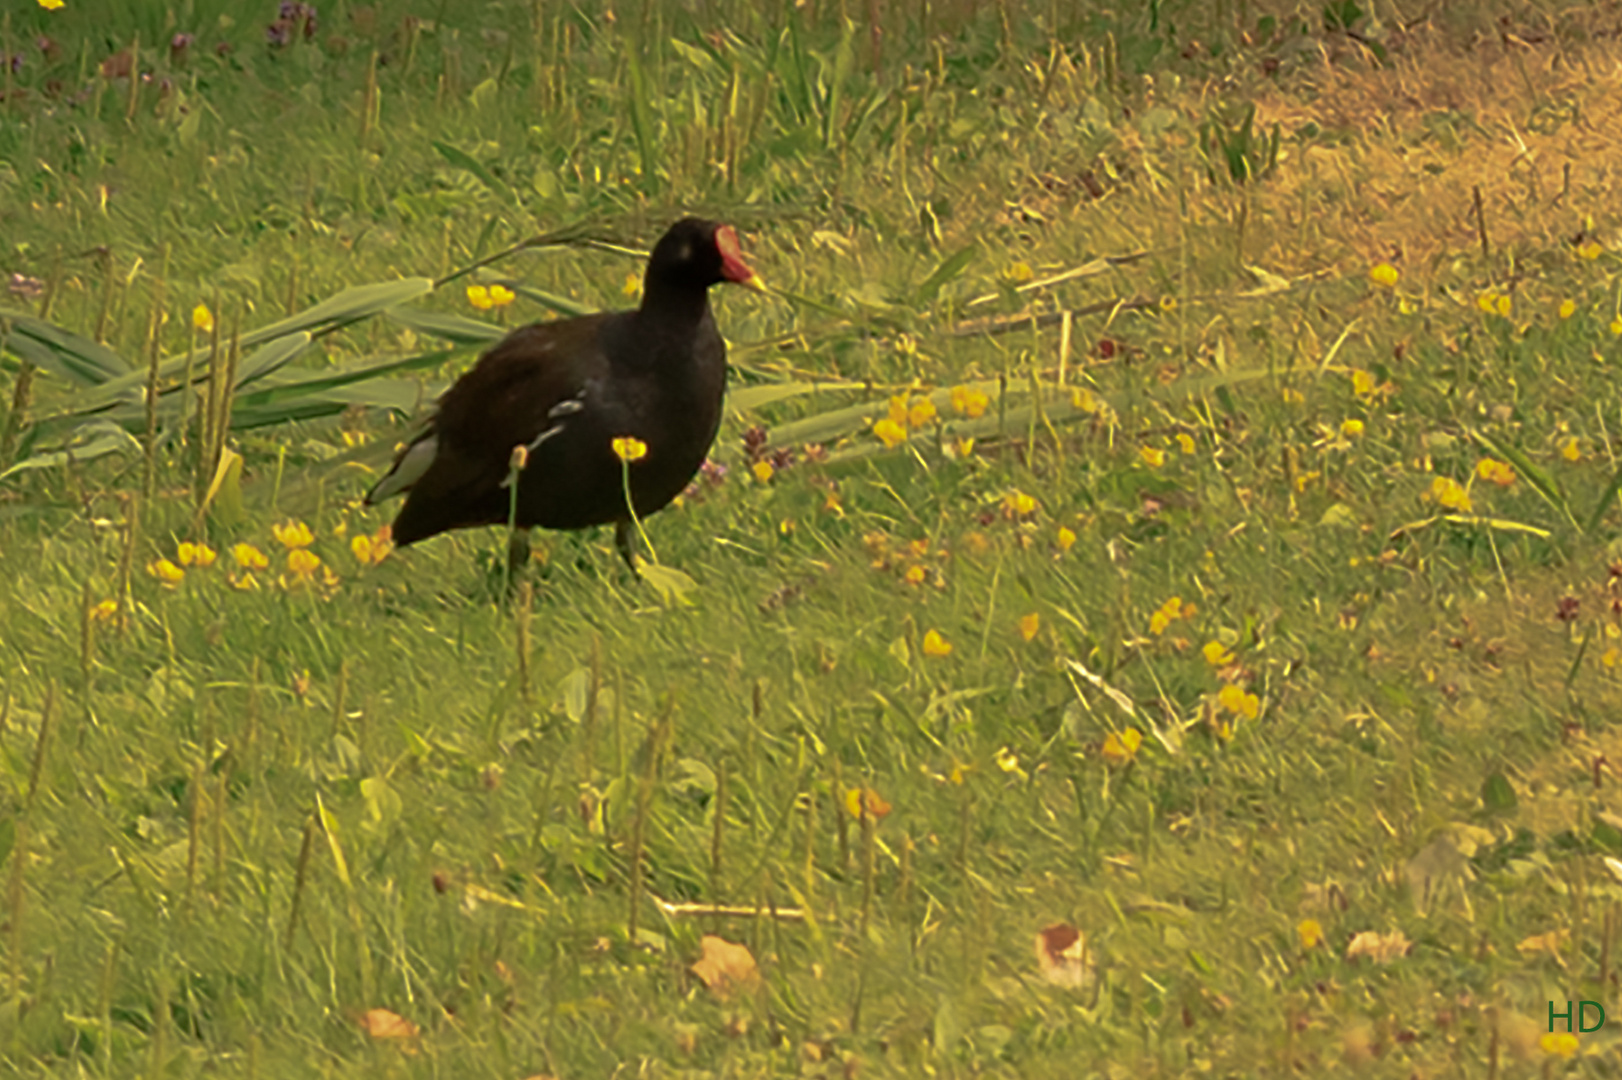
top-left (170, 33), bottom-right (194, 61)
top-left (6, 54), bottom-right (22, 75)
top-left (700, 459), bottom-right (729, 484)
top-left (268, 3), bottom-right (319, 48)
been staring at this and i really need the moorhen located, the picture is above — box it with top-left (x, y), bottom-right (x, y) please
top-left (365, 218), bottom-right (764, 569)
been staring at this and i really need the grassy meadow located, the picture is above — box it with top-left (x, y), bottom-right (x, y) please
top-left (4, 0), bottom-right (1622, 1074)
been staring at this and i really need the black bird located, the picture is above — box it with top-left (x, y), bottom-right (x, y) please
top-left (365, 218), bottom-right (764, 569)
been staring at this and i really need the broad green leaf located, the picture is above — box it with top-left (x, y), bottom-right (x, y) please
top-left (432, 140), bottom-right (506, 193)
top-left (1480, 772), bottom-right (1517, 813)
top-left (315, 793), bottom-right (353, 889)
top-left (641, 563), bottom-right (697, 607)
top-left (559, 667), bottom-right (590, 723)
top-left (360, 777), bottom-right (403, 827)
top-left (624, 48), bottom-right (656, 184)
top-left (385, 307), bottom-right (505, 345)
top-left (232, 332), bottom-right (314, 386)
top-left (0, 307), bottom-right (132, 384)
top-left (70, 278), bottom-right (436, 410)
top-left (1587, 458), bottom-right (1622, 534)
top-left (238, 278), bottom-right (435, 349)
top-left (509, 284), bottom-right (598, 318)
top-left (912, 243), bottom-right (978, 307)
top-left (1468, 427), bottom-right (1576, 530)
top-left (230, 379), bottom-right (431, 429)
top-left (0, 421), bottom-right (140, 480)
top-left (235, 350), bottom-right (454, 409)
top-left (199, 447), bottom-right (245, 526)
top-left (727, 381), bottom-right (864, 414)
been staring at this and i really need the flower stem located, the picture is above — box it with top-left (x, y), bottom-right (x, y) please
top-left (622, 460), bottom-right (657, 566)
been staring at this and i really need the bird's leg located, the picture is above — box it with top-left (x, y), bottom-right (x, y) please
top-left (506, 528), bottom-right (532, 586)
top-left (614, 520), bottom-right (642, 578)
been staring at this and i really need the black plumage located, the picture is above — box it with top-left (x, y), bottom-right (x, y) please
top-left (365, 218), bottom-right (763, 565)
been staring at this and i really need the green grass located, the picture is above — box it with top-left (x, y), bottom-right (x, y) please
top-left (4, 0), bottom-right (1622, 1075)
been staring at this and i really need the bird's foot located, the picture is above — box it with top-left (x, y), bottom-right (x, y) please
top-left (614, 520), bottom-right (644, 580)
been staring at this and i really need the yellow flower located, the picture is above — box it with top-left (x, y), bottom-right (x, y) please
top-left (1018, 613), bottom-right (1040, 642)
top-left (1397, 297), bottom-right (1417, 315)
top-left (38, 0), bottom-right (65, 11)
top-left (1604, 647), bottom-right (1621, 669)
top-left (229, 573), bottom-right (260, 592)
top-left (147, 558), bottom-right (184, 585)
top-left (1540, 1032), bottom-right (1579, 1059)
top-left (922, 629), bottom-right (953, 657)
top-left (89, 599), bottom-right (118, 622)
top-left (272, 521), bottom-right (314, 549)
top-left (1578, 241), bottom-right (1603, 261)
top-left (1350, 369), bottom-right (1376, 396)
top-left (1002, 489), bottom-right (1037, 516)
top-left (1429, 476), bottom-right (1473, 513)
top-left (947, 437), bottom-right (975, 460)
top-left (1561, 436), bottom-right (1582, 462)
top-left (950, 385), bottom-right (989, 418)
top-left (873, 418), bottom-right (908, 448)
top-left (1071, 387), bottom-right (1100, 413)
top-left (902, 564), bottom-right (927, 586)
top-left (232, 543), bottom-right (270, 570)
top-left (886, 394), bottom-right (909, 427)
top-left (1056, 526), bottom-right (1076, 553)
top-left (1368, 262), bottom-right (1399, 288)
top-left (1280, 387), bottom-right (1304, 406)
top-left (351, 531), bottom-right (393, 567)
top-left (1476, 291), bottom-right (1497, 314)
top-left (908, 398), bottom-right (937, 429)
top-left (994, 747), bottom-right (1022, 775)
top-left (751, 460), bottom-right (774, 483)
top-left (1149, 596), bottom-right (1184, 635)
top-left (1004, 261), bottom-right (1034, 283)
top-left (1175, 433), bottom-right (1195, 455)
top-left (622, 273), bottom-right (640, 298)
top-left (1495, 294), bottom-right (1512, 316)
top-left (611, 436), bottom-right (648, 463)
top-left (1202, 640), bottom-right (1235, 666)
top-left (1140, 446), bottom-right (1165, 468)
top-left (176, 542), bottom-right (217, 568)
top-left (1559, 299), bottom-right (1576, 319)
top-left (1475, 458), bottom-right (1515, 486)
top-left (287, 548), bottom-right (322, 578)
top-left (488, 284), bottom-right (516, 308)
top-left (1101, 727), bottom-right (1142, 765)
top-left (1340, 418), bottom-right (1364, 438)
top-left (1297, 919), bottom-right (1324, 950)
top-left (1611, 317), bottom-right (1622, 337)
top-left (192, 304), bottom-right (214, 333)
top-left (466, 285), bottom-right (493, 310)
top-left (1218, 683), bottom-right (1260, 719)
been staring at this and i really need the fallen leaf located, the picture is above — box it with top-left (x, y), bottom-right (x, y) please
top-left (1034, 923), bottom-right (1092, 988)
top-left (360, 1008), bottom-right (419, 1040)
top-left (690, 935), bottom-right (759, 1000)
top-left (1515, 929), bottom-right (1569, 958)
top-left (1344, 930), bottom-right (1411, 965)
